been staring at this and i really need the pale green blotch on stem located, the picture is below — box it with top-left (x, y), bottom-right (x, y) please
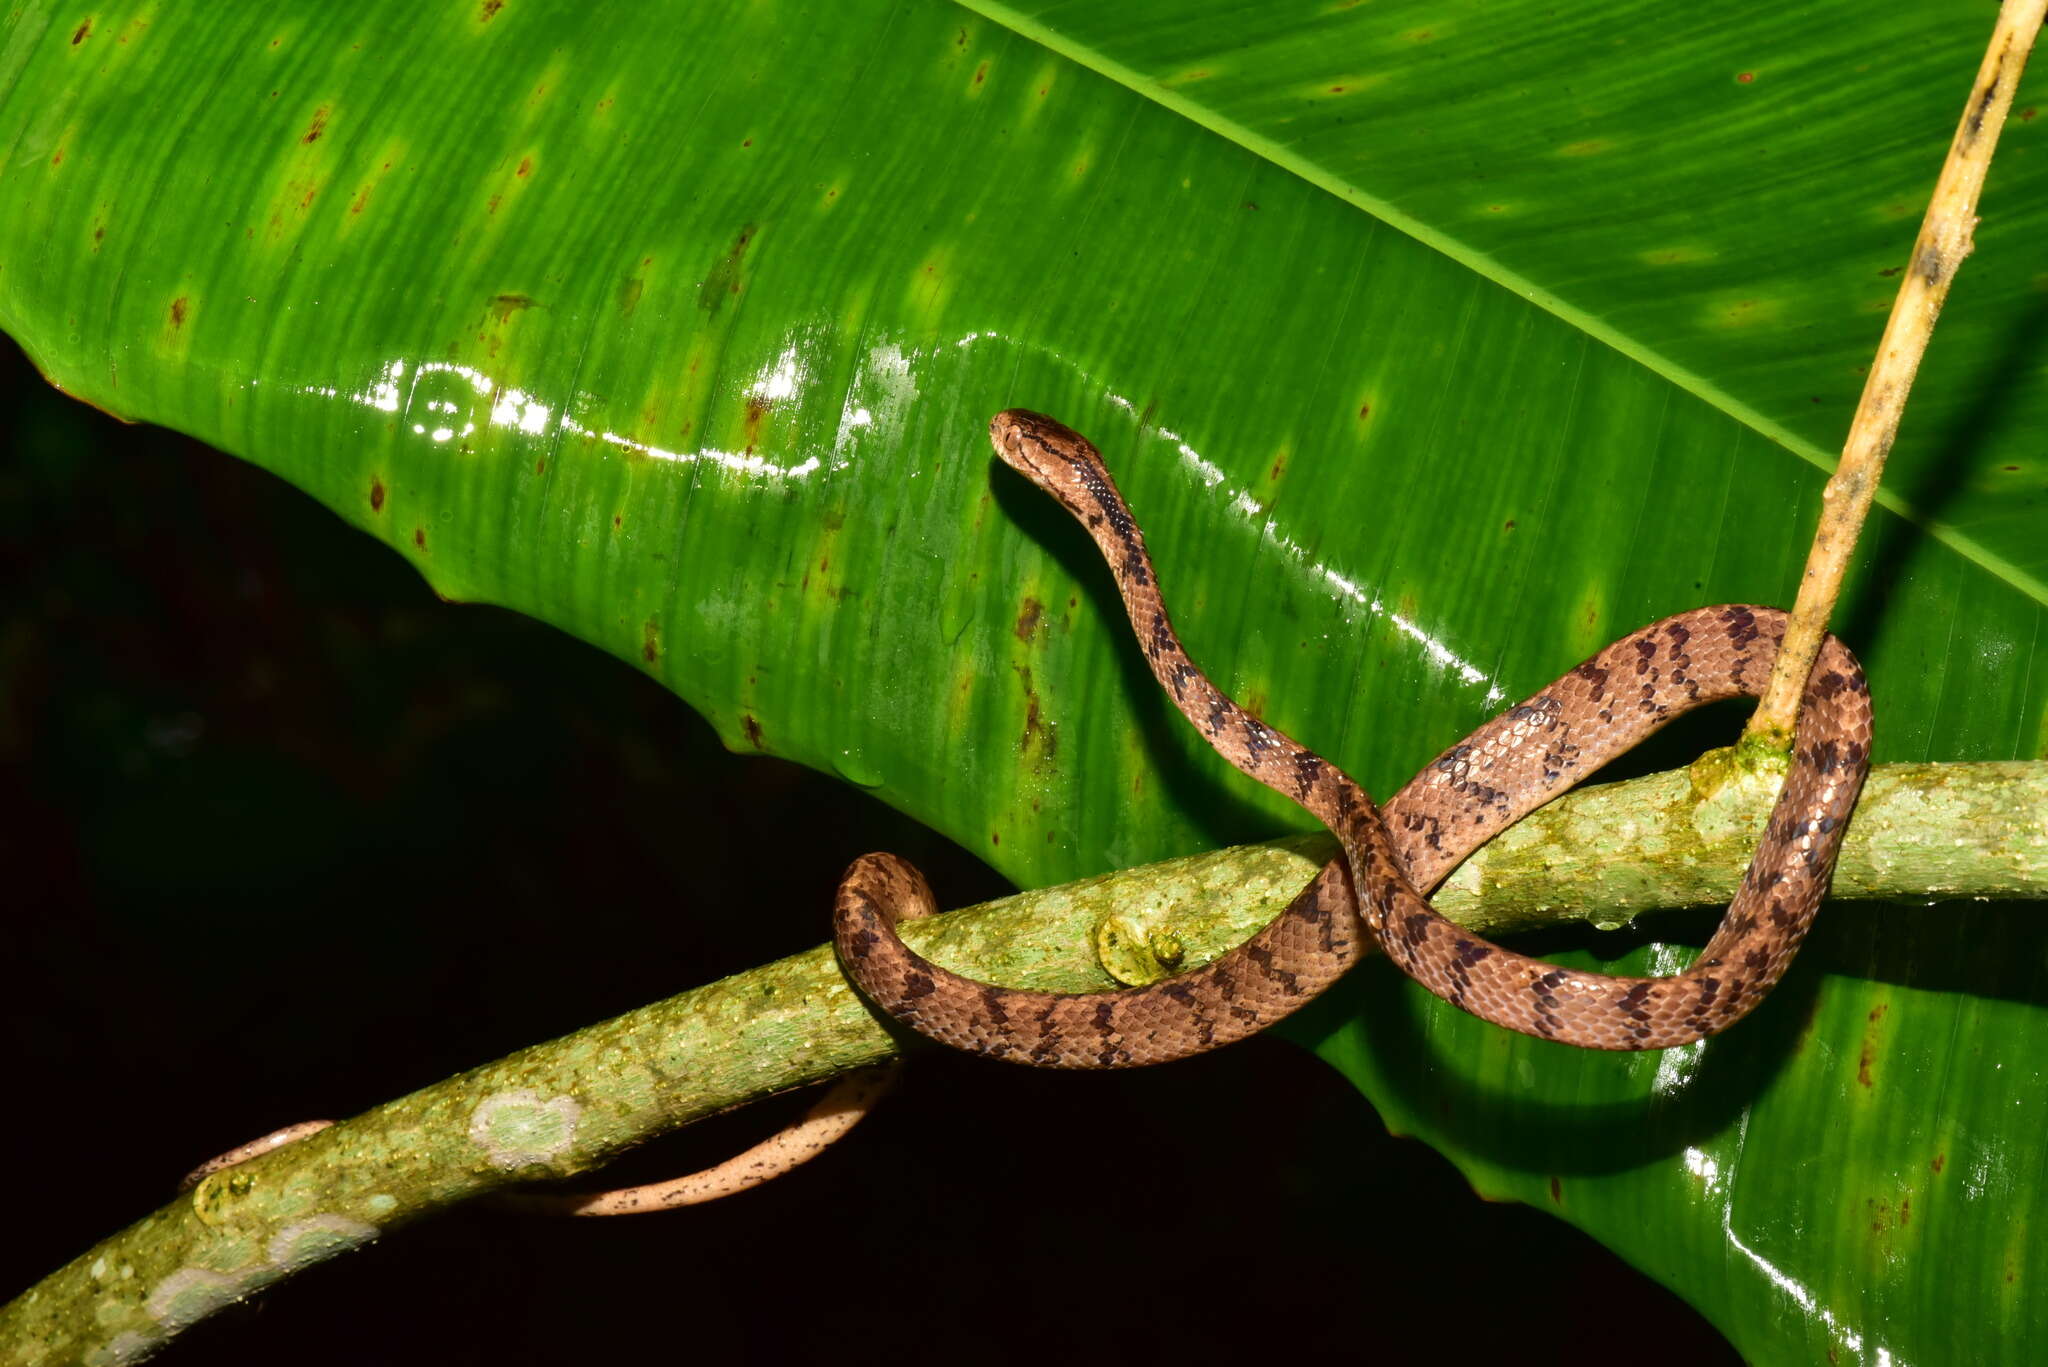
top-left (1690, 741), bottom-right (1792, 845)
top-left (266, 1215), bottom-right (379, 1272)
top-left (469, 1089), bottom-right (581, 1169)
top-left (145, 1266), bottom-right (261, 1332)
top-left (86, 1329), bottom-right (158, 1367)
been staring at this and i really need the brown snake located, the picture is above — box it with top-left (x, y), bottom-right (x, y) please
top-left (195, 409), bottom-right (1872, 1206)
top-left (834, 409), bottom-right (1873, 1057)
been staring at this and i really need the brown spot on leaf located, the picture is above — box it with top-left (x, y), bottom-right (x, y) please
top-left (1014, 596), bottom-right (1043, 642)
top-left (974, 61), bottom-right (988, 85)
top-left (619, 275), bottom-right (644, 314)
top-left (413, 527), bottom-right (427, 549)
top-left (743, 394), bottom-right (771, 445)
top-left (1857, 1002), bottom-right (1888, 1087)
top-left (534, 459), bottom-right (546, 475)
top-left (369, 478), bottom-right (386, 512)
top-left (1014, 664), bottom-right (1056, 767)
top-left (169, 297), bottom-right (189, 328)
top-left (480, 0), bottom-right (503, 18)
top-left (1932, 1152), bottom-right (1945, 1174)
top-left (1503, 519), bottom-right (1516, 531)
top-left (612, 514), bottom-right (622, 529)
top-left (516, 156), bottom-right (532, 178)
top-left (1548, 1176), bottom-right (1561, 1204)
top-left (642, 619), bottom-right (660, 663)
top-left (698, 223), bottom-right (757, 313)
top-left (49, 148), bottom-right (63, 166)
top-left (71, 21), bottom-right (90, 44)
top-left (1021, 694), bottom-right (1043, 749)
top-left (490, 293), bottom-right (534, 322)
top-left (302, 107), bottom-right (328, 143)
top-left (741, 715), bottom-right (764, 749)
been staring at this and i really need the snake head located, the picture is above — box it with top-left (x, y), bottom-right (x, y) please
top-left (987, 409), bottom-right (1089, 489)
top-left (986, 406), bottom-right (1147, 553)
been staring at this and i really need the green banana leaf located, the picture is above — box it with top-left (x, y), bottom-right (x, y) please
top-left (3, 2), bottom-right (2043, 1362)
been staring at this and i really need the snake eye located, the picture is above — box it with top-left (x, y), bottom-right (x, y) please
top-left (987, 410), bottom-right (1039, 472)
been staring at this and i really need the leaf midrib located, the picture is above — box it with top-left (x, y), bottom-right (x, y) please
top-left (956, 0), bottom-right (2048, 609)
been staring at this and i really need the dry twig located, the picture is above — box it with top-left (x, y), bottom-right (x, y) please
top-left (1745, 0), bottom-right (2048, 748)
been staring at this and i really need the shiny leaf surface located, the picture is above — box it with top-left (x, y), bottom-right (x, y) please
top-left (2, 3), bottom-right (2043, 1362)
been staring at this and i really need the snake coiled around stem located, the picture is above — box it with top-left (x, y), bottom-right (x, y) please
top-left (191, 411), bottom-right (1874, 1213)
top-left (833, 409), bottom-right (1872, 1059)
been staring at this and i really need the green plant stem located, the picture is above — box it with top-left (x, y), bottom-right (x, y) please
top-left (4, 758), bottom-right (2043, 1365)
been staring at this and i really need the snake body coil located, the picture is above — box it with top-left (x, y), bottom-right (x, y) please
top-left (193, 411), bottom-right (1877, 1213)
top-left (834, 410), bottom-right (1872, 1059)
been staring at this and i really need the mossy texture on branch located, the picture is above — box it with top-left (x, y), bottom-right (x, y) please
top-left (1432, 757), bottom-right (2045, 935)
top-left (3, 760), bottom-right (2042, 1364)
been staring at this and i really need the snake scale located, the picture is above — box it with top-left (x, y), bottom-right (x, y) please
top-left (834, 409), bottom-right (1873, 1058)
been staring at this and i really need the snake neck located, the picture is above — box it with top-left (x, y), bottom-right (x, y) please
top-left (1066, 454), bottom-right (1399, 910)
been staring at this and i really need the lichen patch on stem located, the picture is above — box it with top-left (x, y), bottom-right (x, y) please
top-left (469, 1089), bottom-right (581, 1169)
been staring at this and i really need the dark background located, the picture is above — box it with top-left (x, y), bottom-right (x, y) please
top-left (1, 337), bottom-right (1736, 1364)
